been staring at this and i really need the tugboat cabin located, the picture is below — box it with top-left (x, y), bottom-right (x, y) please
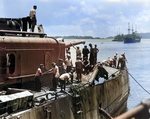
top-left (0, 29), bottom-right (84, 90)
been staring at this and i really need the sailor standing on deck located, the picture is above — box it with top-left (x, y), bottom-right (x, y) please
top-left (113, 55), bottom-right (117, 68)
top-left (65, 54), bottom-right (73, 73)
top-left (29, 5), bottom-right (37, 32)
top-left (89, 43), bottom-right (94, 65)
top-left (76, 47), bottom-right (82, 60)
top-left (82, 45), bottom-right (90, 59)
top-left (49, 62), bottom-right (60, 91)
top-left (35, 64), bottom-right (44, 92)
top-left (93, 44), bottom-right (99, 66)
top-left (117, 53), bottom-right (127, 70)
top-left (113, 53), bottom-right (118, 68)
top-left (58, 59), bottom-right (66, 75)
top-left (75, 56), bottom-right (83, 82)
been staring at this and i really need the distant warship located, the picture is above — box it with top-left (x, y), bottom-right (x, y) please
top-left (124, 23), bottom-right (141, 43)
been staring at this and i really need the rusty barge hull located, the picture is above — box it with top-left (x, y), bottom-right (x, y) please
top-left (0, 30), bottom-right (129, 119)
top-left (5, 68), bottom-right (129, 119)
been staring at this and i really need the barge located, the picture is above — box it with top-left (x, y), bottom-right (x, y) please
top-left (0, 17), bottom-right (130, 119)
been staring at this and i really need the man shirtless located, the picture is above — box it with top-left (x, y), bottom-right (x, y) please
top-left (58, 59), bottom-right (66, 75)
top-left (35, 64), bottom-right (44, 92)
top-left (65, 54), bottom-right (73, 73)
top-left (49, 62), bottom-right (60, 91)
top-left (59, 73), bottom-right (70, 91)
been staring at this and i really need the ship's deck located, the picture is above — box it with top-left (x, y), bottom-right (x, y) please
top-left (33, 46), bottom-right (120, 104)
top-left (32, 65), bottom-right (120, 104)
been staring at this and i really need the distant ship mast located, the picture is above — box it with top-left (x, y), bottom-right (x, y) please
top-left (117, 28), bottom-right (120, 35)
top-left (128, 23), bottom-right (130, 34)
top-left (135, 25), bottom-right (137, 33)
top-left (132, 24), bottom-right (134, 34)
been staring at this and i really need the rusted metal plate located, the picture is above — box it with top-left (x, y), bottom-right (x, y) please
top-left (0, 91), bottom-right (33, 102)
top-left (0, 36), bottom-right (61, 44)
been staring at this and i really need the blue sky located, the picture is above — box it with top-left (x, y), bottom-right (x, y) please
top-left (1, 0), bottom-right (150, 38)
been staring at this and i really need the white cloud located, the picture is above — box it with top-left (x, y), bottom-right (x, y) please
top-left (106, 0), bottom-right (121, 2)
top-left (80, 1), bottom-right (98, 15)
top-left (106, 0), bottom-right (150, 3)
top-left (43, 23), bottom-right (98, 37)
top-left (53, 6), bottom-right (77, 17)
top-left (53, 11), bottom-right (68, 18)
top-left (137, 10), bottom-right (150, 22)
top-left (76, 18), bottom-right (95, 25)
top-left (96, 14), bottom-right (113, 19)
top-left (131, 0), bottom-right (150, 3)
top-left (68, 6), bottom-right (78, 12)
top-left (39, 0), bottom-right (50, 2)
top-left (44, 25), bottom-right (83, 36)
top-left (1, 0), bottom-right (150, 37)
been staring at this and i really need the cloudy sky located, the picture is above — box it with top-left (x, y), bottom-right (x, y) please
top-left (1, 0), bottom-right (150, 38)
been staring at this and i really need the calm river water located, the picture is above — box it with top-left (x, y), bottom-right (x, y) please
top-left (66, 38), bottom-right (150, 111)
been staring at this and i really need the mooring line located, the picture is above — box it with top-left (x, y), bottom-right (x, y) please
top-left (127, 70), bottom-right (150, 95)
top-left (130, 75), bottom-right (142, 101)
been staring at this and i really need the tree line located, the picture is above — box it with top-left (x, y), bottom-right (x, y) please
top-left (54, 36), bottom-right (101, 39)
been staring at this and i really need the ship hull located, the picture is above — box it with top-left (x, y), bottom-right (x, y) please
top-left (4, 67), bottom-right (129, 119)
top-left (124, 38), bottom-right (141, 43)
